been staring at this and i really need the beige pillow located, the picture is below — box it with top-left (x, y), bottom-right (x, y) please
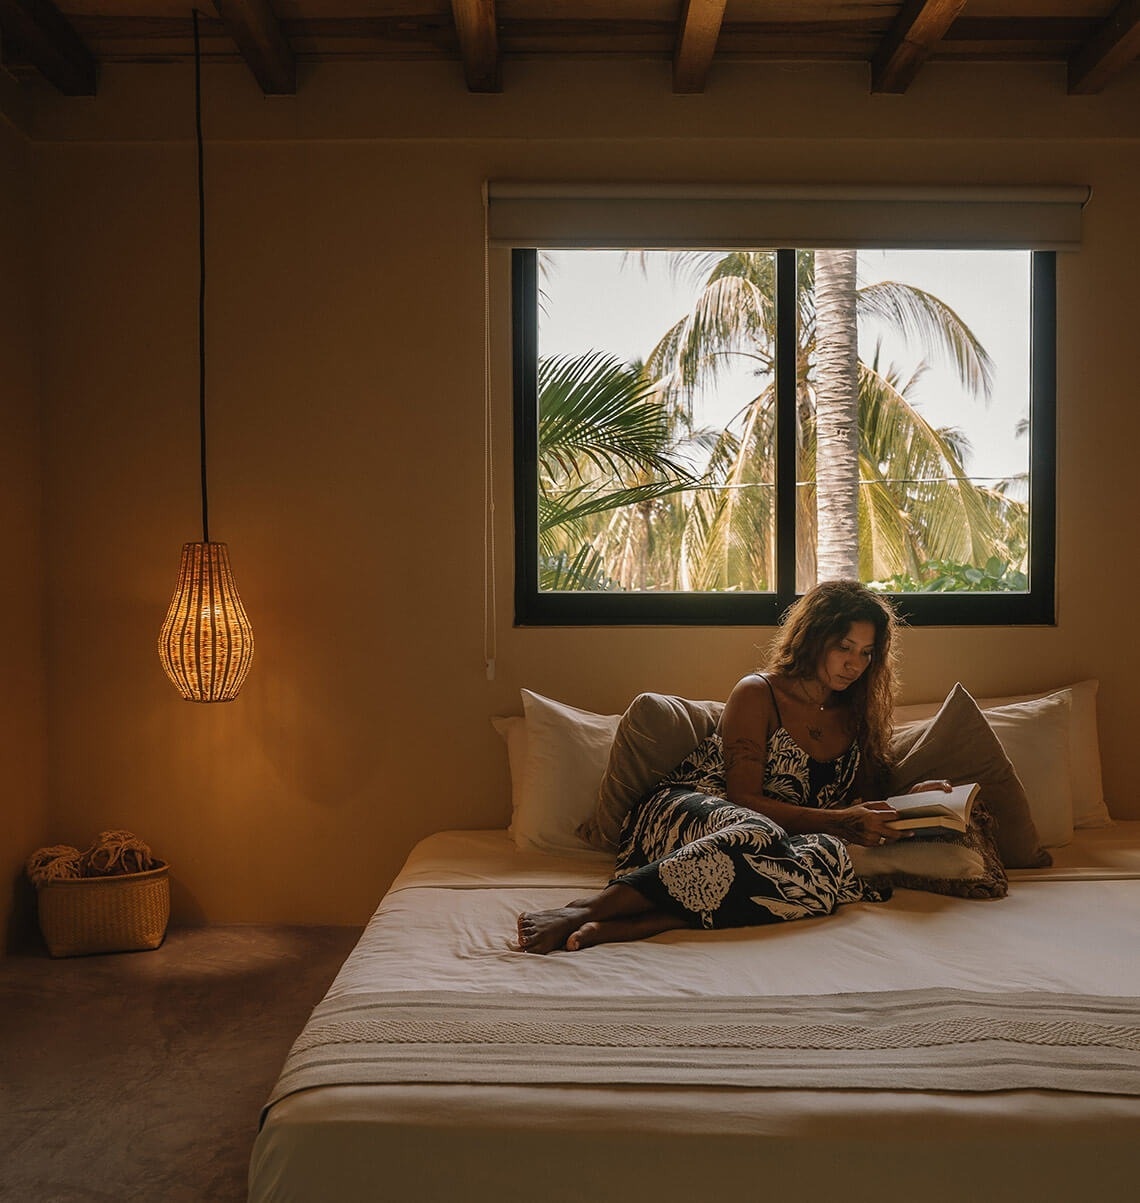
top-left (893, 680), bottom-right (1107, 828)
top-left (983, 694), bottom-right (1073, 848)
top-left (982, 681), bottom-right (1108, 828)
top-left (889, 683), bottom-right (1051, 870)
top-left (848, 833), bottom-right (986, 883)
top-left (578, 692), bottom-right (724, 851)
top-left (849, 801), bottom-right (1007, 900)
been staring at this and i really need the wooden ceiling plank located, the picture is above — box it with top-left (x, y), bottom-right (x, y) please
top-left (0, 0), bottom-right (96, 94)
top-left (211, 0), bottom-right (296, 95)
top-left (870, 0), bottom-right (967, 95)
top-left (673, 0), bottom-right (727, 93)
top-left (450, 0), bottom-right (500, 92)
top-left (1068, 0), bottom-right (1140, 94)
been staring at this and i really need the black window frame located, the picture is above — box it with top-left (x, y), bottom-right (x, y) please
top-left (512, 247), bottom-right (1056, 627)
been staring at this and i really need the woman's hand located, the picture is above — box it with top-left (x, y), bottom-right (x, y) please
top-left (905, 779), bottom-right (953, 795)
top-left (831, 801), bottom-right (907, 847)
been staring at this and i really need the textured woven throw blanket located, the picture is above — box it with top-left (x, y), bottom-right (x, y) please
top-left (264, 986), bottom-right (1140, 1119)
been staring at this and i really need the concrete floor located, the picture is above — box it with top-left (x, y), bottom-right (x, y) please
top-left (0, 924), bottom-right (361, 1203)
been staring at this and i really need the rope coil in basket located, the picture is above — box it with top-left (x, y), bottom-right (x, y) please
top-left (25, 845), bottom-right (84, 885)
top-left (27, 831), bottom-right (169, 957)
top-left (80, 830), bottom-right (156, 877)
top-left (27, 831), bottom-right (158, 886)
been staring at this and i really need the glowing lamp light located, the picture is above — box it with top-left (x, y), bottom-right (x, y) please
top-left (158, 542), bottom-right (254, 703)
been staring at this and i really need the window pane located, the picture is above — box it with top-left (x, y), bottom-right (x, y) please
top-left (796, 249), bottom-right (1032, 595)
top-left (536, 249), bottom-right (777, 594)
top-left (514, 247), bottom-right (1052, 626)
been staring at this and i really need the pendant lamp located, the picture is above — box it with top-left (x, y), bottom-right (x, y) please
top-left (158, 10), bottom-right (254, 703)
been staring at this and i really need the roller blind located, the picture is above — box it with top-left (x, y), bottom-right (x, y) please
top-left (486, 182), bottom-right (1090, 250)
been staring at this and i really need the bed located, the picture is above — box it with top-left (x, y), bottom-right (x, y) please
top-left (250, 683), bottom-right (1140, 1203)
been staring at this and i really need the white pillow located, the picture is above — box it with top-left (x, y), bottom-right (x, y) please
top-left (982, 693), bottom-right (1074, 848)
top-left (979, 681), bottom-right (1108, 828)
top-left (493, 690), bottom-right (620, 855)
top-left (894, 680), bottom-right (1108, 828)
top-left (490, 715), bottom-right (528, 835)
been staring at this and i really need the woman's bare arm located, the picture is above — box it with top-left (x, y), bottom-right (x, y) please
top-left (721, 675), bottom-right (905, 845)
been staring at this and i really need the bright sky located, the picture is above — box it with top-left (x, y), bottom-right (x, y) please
top-left (538, 248), bottom-right (1031, 483)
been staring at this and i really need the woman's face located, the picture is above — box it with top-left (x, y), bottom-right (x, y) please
top-left (817, 620), bottom-right (876, 692)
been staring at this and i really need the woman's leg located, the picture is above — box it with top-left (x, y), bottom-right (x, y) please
top-left (565, 910), bottom-right (690, 950)
top-left (618, 814), bottom-right (873, 930)
top-left (518, 786), bottom-right (874, 953)
top-left (517, 881), bottom-right (675, 954)
top-left (518, 788), bottom-right (782, 953)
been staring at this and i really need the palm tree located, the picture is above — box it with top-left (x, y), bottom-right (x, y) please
top-left (641, 249), bottom-right (1024, 591)
top-left (537, 350), bottom-right (698, 590)
top-left (814, 249), bottom-right (860, 580)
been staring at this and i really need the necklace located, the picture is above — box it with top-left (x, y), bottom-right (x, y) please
top-left (797, 677), bottom-right (827, 741)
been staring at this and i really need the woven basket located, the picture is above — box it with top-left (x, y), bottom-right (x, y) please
top-left (36, 862), bottom-right (171, 957)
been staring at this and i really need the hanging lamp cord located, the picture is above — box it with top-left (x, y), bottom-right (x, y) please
top-left (193, 9), bottom-right (210, 544)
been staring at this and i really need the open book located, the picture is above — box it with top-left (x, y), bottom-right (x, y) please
top-left (884, 782), bottom-right (981, 834)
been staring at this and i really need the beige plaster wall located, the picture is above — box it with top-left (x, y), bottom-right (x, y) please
top-left (24, 58), bottom-right (1140, 925)
top-left (1, 112), bottom-right (47, 949)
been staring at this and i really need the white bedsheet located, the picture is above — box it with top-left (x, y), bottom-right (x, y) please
top-left (250, 825), bottom-right (1140, 1203)
top-left (332, 826), bottom-right (1140, 1001)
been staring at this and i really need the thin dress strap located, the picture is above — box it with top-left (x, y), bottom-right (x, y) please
top-left (755, 672), bottom-right (783, 728)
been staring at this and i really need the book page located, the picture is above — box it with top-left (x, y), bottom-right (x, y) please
top-left (886, 782), bottom-right (979, 821)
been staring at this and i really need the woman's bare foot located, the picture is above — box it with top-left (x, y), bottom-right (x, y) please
top-left (516, 906), bottom-right (591, 954)
top-left (565, 912), bottom-right (690, 950)
top-left (516, 885), bottom-right (660, 953)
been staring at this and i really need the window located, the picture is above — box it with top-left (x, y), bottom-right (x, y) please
top-left (512, 246), bottom-right (1056, 626)
top-left (492, 182), bottom-right (1080, 627)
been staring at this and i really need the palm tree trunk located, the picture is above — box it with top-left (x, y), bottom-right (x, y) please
top-left (813, 249), bottom-right (860, 581)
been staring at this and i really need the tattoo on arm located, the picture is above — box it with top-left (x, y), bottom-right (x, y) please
top-left (724, 737), bottom-right (766, 774)
top-left (832, 813), bottom-right (864, 841)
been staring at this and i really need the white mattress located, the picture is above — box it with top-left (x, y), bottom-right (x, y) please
top-left (250, 825), bottom-right (1140, 1203)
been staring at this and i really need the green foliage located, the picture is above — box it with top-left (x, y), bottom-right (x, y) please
top-left (869, 556), bottom-right (1029, 594)
top-left (539, 547), bottom-right (617, 592)
top-left (539, 350), bottom-right (689, 482)
top-left (538, 351), bottom-right (698, 587)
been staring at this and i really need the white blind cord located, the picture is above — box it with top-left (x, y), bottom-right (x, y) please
top-left (482, 181), bottom-right (497, 682)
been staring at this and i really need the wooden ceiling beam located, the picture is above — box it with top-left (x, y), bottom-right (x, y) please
top-left (450, 0), bottom-right (500, 93)
top-left (1068, 0), bottom-right (1140, 94)
top-left (871, 0), bottom-right (966, 94)
top-left (211, 0), bottom-right (296, 95)
top-left (0, 0), bottom-right (95, 94)
top-left (673, 0), bottom-right (727, 94)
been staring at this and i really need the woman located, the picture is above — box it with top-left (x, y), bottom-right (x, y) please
top-left (517, 579), bottom-right (950, 954)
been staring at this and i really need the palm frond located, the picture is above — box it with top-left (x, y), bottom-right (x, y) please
top-left (645, 274), bottom-right (775, 401)
top-left (857, 361), bottom-right (1015, 566)
top-left (542, 478), bottom-right (698, 532)
top-left (857, 280), bottom-right (996, 401)
top-left (540, 544), bottom-right (614, 591)
top-left (680, 389), bottom-right (777, 590)
top-left (539, 351), bottom-right (695, 483)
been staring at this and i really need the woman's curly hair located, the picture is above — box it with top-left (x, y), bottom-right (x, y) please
top-left (766, 580), bottom-right (900, 789)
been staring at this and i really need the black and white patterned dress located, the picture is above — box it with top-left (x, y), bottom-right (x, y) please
top-left (613, 680), bottom-right (889, 929)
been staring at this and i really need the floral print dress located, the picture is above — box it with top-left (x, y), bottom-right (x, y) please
top-left (613, 680), bottom-right (889, 929)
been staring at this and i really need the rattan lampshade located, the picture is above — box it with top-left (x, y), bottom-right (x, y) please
top-left (158, 541), bottom-right (254, 703)
top-left (157, 13), bottom-right (255, 702)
